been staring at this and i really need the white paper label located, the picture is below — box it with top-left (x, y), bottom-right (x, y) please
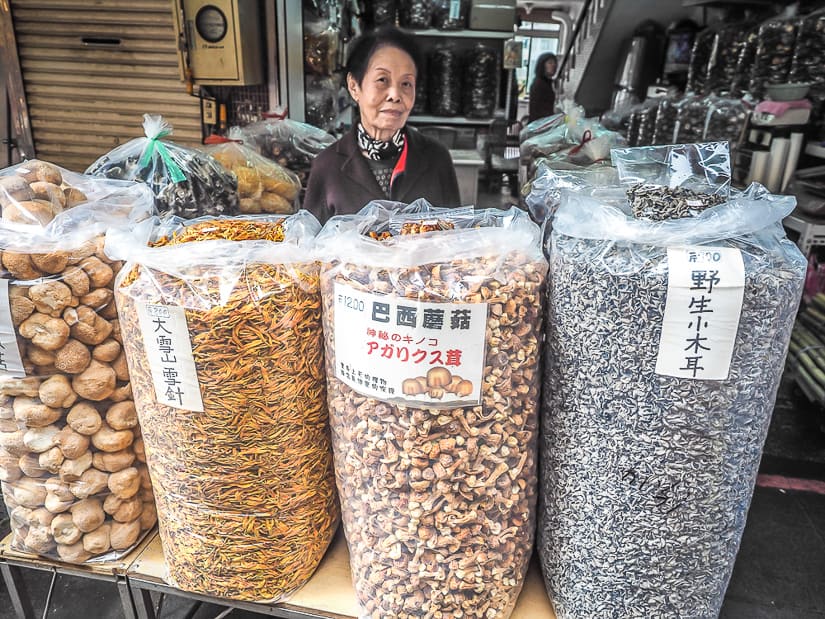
top-left (136, 303), bottom-right (204, 412)
top-left (449, 0), bottom-right (461, 20)
top-left (333, 282), bottom-right (487, 408)
top-left (656, 246), bottom-right (745, 380)
top-left (0, 280), bottom-right (26, 378)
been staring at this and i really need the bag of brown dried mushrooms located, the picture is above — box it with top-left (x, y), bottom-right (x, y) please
top-left (315, 200), bottom-right (548, 619)
top-left (108, 212), bottom-right (338, 602)
top-left (0, 160), bottom-right (157, 563)
top-left (539, 143), bottom-right (805, 619)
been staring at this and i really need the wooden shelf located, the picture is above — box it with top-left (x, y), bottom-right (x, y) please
top-left (126, 530), bottom-right (558, 619)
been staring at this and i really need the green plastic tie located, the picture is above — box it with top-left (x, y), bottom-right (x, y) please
top-left (138, 134), bottom-right (186, 184)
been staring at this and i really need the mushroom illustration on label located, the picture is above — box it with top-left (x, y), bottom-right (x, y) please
top-left (401, 367), bottom-right (474, 400)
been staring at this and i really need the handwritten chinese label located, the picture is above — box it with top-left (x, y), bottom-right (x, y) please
top-left (333, 282), bottom-right (488, 408)
top-left (656, 246), bottom-right (745, 380)
top-left (136, 303), bottom-right (204, 412)
top-left (0, 280), bottom-right (26, 378)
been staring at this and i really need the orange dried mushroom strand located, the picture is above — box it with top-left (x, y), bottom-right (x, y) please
top-left (116, 219), bottom-right (338, 601)
top-left (152, 219), bottom-right (286, 246)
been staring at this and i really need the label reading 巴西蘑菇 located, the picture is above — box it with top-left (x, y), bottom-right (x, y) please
top-left (136, 303), bottom-right (204, 412)
top-left (0, 280), bottom-right (27, 378)
top-left (449, 0), bottom-right (461, 20)
top-left (656, 246), bottom-right (745, 380)
top-left (333, 281), bottom-right (488, 408)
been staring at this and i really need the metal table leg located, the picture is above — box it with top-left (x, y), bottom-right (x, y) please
top-left (117, 576), bottom-right (138, 619)
top-left (130, 584), bottom-right (157, 619)
top-left (0, 561), bottom-right (35, 619)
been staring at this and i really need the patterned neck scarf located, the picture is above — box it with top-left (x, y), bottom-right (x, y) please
top-left (357, 122), bottom-right (405, 161)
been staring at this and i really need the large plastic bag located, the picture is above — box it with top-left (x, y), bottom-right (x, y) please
top-left (706, 22), bottom-right (755, 95)
top-left (86, 115), bottom-right (239, 219)
top-left (462, 44), bottom-right (499, 118)
top-left (673, 94), bottom-right (709, 145)
top-left (703, 97), bottom-right (750, 148)
top-left (0, 160), bottom-right (158, 564)
top-left (108, 213), bottom-right (338, 602)
top-left (432, 0), bottom-right (468, 29)
top-left (730, 25), bottom-right (760, 97)
top-left (539, 143), bottom-right (805, 619)
top-left (685, 28), bottom-right (715, 94)
top-left (316, 200), bottom-right (547, 619)
top-left (428, 44), bottom-right (463, 116)
top-left (652, 95), bottom-right (679, 145)
top-left (748, 17), bottom-right (798, 99)
top-left (238, 116), bottom-right (336, 189)
top-left (204, 131), bottom-right (301, 215)
top-left (523, 160), bottom-right (619, 225)
top-left (521, 112), bottom-right (626, 167)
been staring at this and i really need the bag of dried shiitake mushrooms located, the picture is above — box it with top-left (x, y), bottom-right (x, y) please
top-left (315, 199), bottom-right (548, 619)
top-left (0, 159), bottom-right (158, 564)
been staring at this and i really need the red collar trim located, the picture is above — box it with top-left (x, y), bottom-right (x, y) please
top-left (390, 138), bottom-right (408, 190)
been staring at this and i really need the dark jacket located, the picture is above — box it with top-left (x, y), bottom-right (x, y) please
top-left (303, 126), bottom-right (461, 224)
top-left (528, 76), bottom-right (556, 123)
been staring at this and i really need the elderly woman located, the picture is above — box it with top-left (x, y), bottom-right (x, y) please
top-left (304, 27), bottom-right (461, 223)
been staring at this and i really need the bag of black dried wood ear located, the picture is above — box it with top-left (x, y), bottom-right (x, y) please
top-left (539, 142), bottom-right (805, 619)
top-left (86, 115), bottom-right (239, 219)
top-left (316, 199), bottom-right (548, 619)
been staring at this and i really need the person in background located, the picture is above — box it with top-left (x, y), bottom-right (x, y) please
top-left (304, 27), bottom-right (461, 223)
top-left (528, 52), bottom-right (558, 124)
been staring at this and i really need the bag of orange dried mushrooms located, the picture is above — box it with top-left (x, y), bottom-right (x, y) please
top-left (315, 200), bottom-right (548, 619)
top-left (0, 160), bottom-right (157, 564)
top-left (107, 212), bottom-right (338, 602)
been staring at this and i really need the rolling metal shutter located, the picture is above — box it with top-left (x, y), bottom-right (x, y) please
top-left (10, 0), bottom-right (201, 172)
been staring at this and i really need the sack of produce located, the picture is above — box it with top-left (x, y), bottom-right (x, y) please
top-left (462, 44), bottom-right (498, 118)
top-left (686, 28), bottom-right (715, 94)
top-left (703, 96), bottom-right (750, 148)
top-left (398, 0), bottom-right (432, 29)
top-left (432, 0), bottom-right (468, 30)
top-left (673, 93), bottom-right (708, 145)
top-left (428, 44), bottom-right (463, 116)
top-left (730, 25), bottom-right (759, 97)
top-left (652, 95), bottom-right (678, 145)
top-left (239, 116), bottom-right (336, 189)
top-left (316, 200), bottom-right (547, 619)
top-left (366, 0), bottom-right (396, 28)
top-left (204, 132), bottom-right (301, 215)
top-left (706, 22), bottom-right (755, 95)
top-left (110, 213), bottom-right (338, 602)
top-left (539, 143), bottom-right (805, 619)
top-left (0, 160), bottom-right (157, 563)
top-left (747, 17), bottom-right (798, 99)
top-left (86, 115), bottom-right (238, 219)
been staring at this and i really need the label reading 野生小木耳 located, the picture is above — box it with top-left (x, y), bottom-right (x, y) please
top-left (655, 246), bottom-right (745, 380)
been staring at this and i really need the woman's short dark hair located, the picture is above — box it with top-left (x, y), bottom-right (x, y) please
top-left (346, 27), bottom-right (424, 85)
top-left (534, 52), bottom-right (558, 78)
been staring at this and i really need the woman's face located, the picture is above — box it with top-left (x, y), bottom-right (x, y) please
top-left (544, 59), bottom-right (557, 78)
top-left (348, 45), bottom-right (416, 141)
